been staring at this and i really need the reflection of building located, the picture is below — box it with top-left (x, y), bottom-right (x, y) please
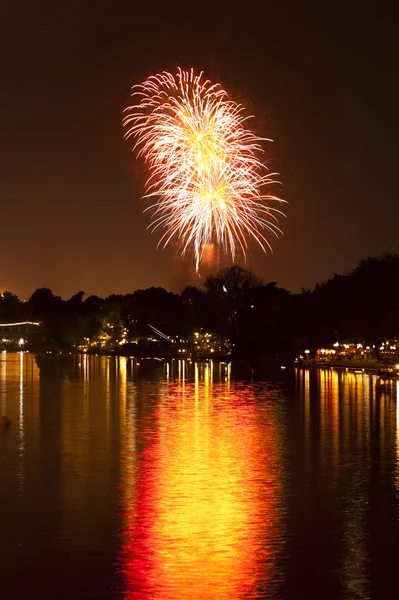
top-left (0, 321), bottom-right (42, 349)
top-left (0, 353), bottom-right (41, 496)
top-left (295, 368), bottom-right (384, 598)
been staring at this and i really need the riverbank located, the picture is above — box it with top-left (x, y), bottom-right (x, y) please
top-left (297, 358), bottom-right (379, 372)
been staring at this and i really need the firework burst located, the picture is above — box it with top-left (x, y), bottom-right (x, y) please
top-left (123, 68), bottom-right (285, 271)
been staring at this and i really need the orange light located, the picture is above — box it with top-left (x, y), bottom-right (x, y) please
top-left (118, 374), bottom-right (284, 598)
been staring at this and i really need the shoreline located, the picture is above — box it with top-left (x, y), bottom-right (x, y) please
top-left (297, 359), bottom-right (379, 373)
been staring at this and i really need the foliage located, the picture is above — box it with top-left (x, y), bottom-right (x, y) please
top-left (3, 255), bottom-right (399, 357)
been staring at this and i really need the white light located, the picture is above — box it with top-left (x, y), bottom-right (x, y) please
top-left (18, 338), bottom-right (25, 346)
top-left (0, 321), bottom-right (40, 327)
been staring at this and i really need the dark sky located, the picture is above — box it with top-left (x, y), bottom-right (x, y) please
top-left (1, 1), bottom-right (397, 299)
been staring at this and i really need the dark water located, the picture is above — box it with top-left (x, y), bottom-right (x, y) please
top-left (1, 353), bottom-right (399, 599)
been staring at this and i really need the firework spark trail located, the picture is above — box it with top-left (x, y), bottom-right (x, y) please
top-left (123, 68), bottom-right (285, 271)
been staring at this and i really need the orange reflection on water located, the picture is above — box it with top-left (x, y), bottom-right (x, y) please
top-left (119, 369), bottom-right (285, 599)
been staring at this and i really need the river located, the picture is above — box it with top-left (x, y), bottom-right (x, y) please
top-left (1, 353), bottom-right (398, 599)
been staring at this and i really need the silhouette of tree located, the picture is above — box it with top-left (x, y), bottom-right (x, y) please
top-left (0, 291), bottom-right (22, 320)
top-left (204, 266), bottom-right (263, 354)
top-left (29, 288), bottom-right (61, 318)
top-left (2, 253), bottom-right (399, 358)
top-left (180, 286), bottom-right (208, 332)
top-left (67, 291), bottom-right (85, 306)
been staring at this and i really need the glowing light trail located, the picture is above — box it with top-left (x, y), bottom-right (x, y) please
top-left (123, 68), bottom-right (285, 271)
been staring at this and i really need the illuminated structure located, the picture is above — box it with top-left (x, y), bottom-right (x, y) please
top-left (123, 68), bottom-right (285, 271)
top-left (0, 321), bottom-right (42, 349)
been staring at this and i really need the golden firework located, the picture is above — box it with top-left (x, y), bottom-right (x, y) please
top-left (123, 68), bottom-right (285, 271)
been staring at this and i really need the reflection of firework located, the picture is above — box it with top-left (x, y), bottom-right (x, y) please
top-left (123, 68), bottom-right (285, 271)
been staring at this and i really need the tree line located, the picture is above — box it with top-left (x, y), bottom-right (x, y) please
top-left (1, 254), bottom-right (399, 357)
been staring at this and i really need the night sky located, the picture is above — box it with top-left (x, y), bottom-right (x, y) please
top-left (1, 1), bottom-right (397, 299)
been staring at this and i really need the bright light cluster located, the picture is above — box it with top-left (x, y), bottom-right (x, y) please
top-left (123, 68), bottom-right (285, 271)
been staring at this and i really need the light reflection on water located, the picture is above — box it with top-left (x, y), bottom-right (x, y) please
top-left (2, 355), bottom-right (399, 599)
top-left (117, 366), bottom-right (287, 599)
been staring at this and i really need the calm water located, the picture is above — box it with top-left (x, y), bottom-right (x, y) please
top-left (1, 354), bottom-right (399, 599)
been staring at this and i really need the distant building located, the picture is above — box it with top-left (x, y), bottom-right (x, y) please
top-left (0, 321), bottom-right (42, 349)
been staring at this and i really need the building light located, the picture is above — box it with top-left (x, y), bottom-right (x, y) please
top-left (0, 321), bottom-right (40, 327)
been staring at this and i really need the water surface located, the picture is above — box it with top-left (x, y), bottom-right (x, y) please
top-left (1, 354), bottom-right (399, 599)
